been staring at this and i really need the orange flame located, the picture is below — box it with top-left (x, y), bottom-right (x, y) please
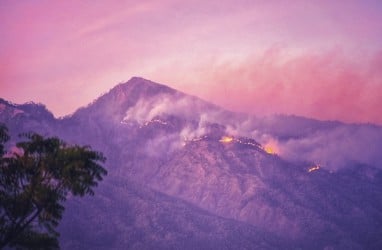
top-left (264, 146), bottom-right (275, 154)
top-left (308, 165), bottom-right (320, 172)
top-left (263, 140), bottom-right (279, 155)
top-left (219, 136), bottom-right (234, 143)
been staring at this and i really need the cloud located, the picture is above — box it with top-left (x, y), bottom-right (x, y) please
top-left (144, 132), bottom-right (182, 157)
top-left (213, 112), bottom-right (382, 171)
top-left (121, 84), bottom-right (382, 171)
top-left (123, 93), bottom-right (198, 124)
top-left (155, 48), bottom-right (382, 125)
top-left (267, 122), bottom-right (382, 171)
top-left (2, 0), bottom-right (382, 121)
top-left (122, 91), bottom-right (233, 126)
top-left (122, 92), bottom-right (234, 154)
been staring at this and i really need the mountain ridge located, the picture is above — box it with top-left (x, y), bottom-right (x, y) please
top-left (1, 77), bottom-right (382, 249)
top-left (2, 77), bottom-right (380, 128)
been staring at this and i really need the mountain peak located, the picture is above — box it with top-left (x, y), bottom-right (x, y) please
top-left (114, 76), bottom-right (175, 94)
top-left (0, 98), bottom-right (54, 121)
top-left (129, 76), bottom-right (152, 83)
top-left (71, 77), bottom-right (179, 121)
top-left (96, 76), bottom-right (178, 107)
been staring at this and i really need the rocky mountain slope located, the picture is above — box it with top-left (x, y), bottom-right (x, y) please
top-left (1, 77), bottom-right (382, 249)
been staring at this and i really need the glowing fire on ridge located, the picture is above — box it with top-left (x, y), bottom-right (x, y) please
top-left (219, 136), bottom-right (234, 143)
top-left (308, 165), bottom-right (320, 173)
top-left (139, 119), bottom-right (168, 128)
top-left (262, 140), bottom-right (279, 155)
top-left (264, 146), bottom-right (275, 154)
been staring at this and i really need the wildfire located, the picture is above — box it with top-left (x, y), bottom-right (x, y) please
top-left (140, 119), bottom-right (168, 128)
top-left (264, 146), bottom-right (275, 154)
top-left (219, 136), bottom-right (234, 143)
top-left (235, 138), bottom-right (259, 148)
top-left (262, 140), bottom-right (279, 155)
top-left (308, 165), bottom-right (320, 173)
top-left (184, 136), bottom-right (207, 143)
top-left (190, 136), bottom-right (206, 142)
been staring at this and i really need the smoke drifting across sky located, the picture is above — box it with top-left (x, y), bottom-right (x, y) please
top-left (120, 91), bottom-right (382, 172)
top-left (1, 0), bottom-right (382, 124)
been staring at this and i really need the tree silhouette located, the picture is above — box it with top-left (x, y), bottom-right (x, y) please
top-left (0, 125), bottom-right (107, 249)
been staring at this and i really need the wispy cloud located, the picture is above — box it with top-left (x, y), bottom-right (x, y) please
top-left (119, 83), bottom-right (382, 171)
top-left (170, 48), bottom-right (382, 124)
top-left (279, 124), bottom-right (382, 170)
top-left (1, 0), bottom-right (382, 123)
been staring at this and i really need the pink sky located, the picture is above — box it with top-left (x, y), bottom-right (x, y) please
top-left (1, 0), bottom-right (382, 124)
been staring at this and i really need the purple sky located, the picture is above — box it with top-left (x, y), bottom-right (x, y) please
top-left (1, 0), bottom-right (382, 124)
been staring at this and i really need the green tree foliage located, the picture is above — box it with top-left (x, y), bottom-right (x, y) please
top-left (0, 125), bottom-right (107, 249)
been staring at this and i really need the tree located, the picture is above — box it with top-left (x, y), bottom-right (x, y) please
top-left (0, 125), bottom-right (107, 249)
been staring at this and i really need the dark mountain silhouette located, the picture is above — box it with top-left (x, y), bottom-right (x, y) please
top-left (1, 77), bottom-right (382, 249)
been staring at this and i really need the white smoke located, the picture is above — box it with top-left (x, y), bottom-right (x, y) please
top-left (278, 125), bottom-right (382, 170)
top-left (122, 93), bottom-right (216, 125)
top-left (123, 92), bottom-right (382, 171)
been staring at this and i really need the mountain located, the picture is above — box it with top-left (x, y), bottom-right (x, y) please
top-left (0, 98), bottom-right (56, 139)
top-left (1, 77), bottom-right (382, 249)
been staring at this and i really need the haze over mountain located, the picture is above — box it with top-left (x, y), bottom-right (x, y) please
top-left (1, 77), bottom-right (382, 249)
top-left (2, 1), bottom-right (382, 125)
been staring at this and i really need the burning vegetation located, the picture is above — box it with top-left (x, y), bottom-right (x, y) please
top-left (262, 141), bottom-right (279, 155)
top-left (308, 165), bottom-right (320, 173)
top-left (219, 136), bottom-right (234, 143)
top-left (140, 119), bottom-right (168, 128)
top-left (264, 146), bottom-right (275, 154)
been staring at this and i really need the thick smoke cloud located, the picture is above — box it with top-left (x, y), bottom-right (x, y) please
top-left (122, 92), bottom-right (235, 155)
top-left (123, 93), bottom-right (220, 125)
top-left (144, 133), bottom-right (182, 157)
top-left (219, 115), bottom-right (382, 171)
top-left (278, 124), bottom-right (382, 170)
top-left (123, 92), bottom-right (382, 171)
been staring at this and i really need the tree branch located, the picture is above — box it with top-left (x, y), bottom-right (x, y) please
top-left (0, 208), bottom-right (42, 249)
